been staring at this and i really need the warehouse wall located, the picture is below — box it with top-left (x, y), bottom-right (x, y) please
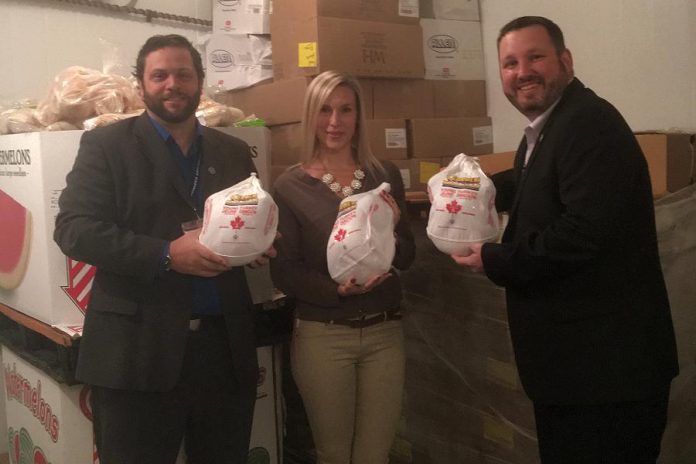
top-left (0, 0), bottom-right (211, 105)
top-left (1, 0), bottom-right (695, 152)
top-left (481, 0), bottom-right (696, 150)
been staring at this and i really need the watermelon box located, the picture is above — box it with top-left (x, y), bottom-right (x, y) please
top-left (0, 128), bottom-right (273, 334)
top-left (1, 343), bottom-right (282, 464)
top-left (2, 345), bottom-right (96, 464)
top-left (0, 131), bottom-right (90, 332)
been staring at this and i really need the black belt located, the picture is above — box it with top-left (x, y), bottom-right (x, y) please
top-left (328, 311), bottom-right (402, 329)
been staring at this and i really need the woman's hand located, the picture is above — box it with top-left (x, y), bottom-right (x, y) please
top-left (337, 273), bottom-right (392, 297)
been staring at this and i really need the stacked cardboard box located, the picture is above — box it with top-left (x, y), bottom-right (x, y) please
top-left (215, 0), bottom-right (492, 193)
top-left (206, 0), bottom-right (273, 90)
top-left (635, 132), bottom-right (695, 198)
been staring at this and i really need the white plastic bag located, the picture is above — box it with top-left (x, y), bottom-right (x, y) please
top-left (199, 173), bottom-right (278, 266)
top-left (327, 182), bottom-right (395, 285)
top-left (427, 153), bottom-right (499, 255)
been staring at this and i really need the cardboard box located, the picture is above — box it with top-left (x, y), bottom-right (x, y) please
top-left (476, 151), bottom-right (516, 176)
top-left (392, 158), bottom-right (441, 191)
top-left (420, 0), bottom-right (480, 20)
top-left (273, 0), bottom-right (419, 24)
top-left (408, 117), bottom-right (493, 158)
top-left (221, 77), bottom-right (374, 126)
top-left (365, 119), bottom-right (408, 160)
top-left (372, 79), bottom-right (434, 119)
top-left (0, 131), bottom-right (91, 330)
top-left (214, 126), bottom-right (272, 190)
top-left (2, 346), bottom-right (95, 463)
top-left (432, 80), bottom-right (487, 118)
top-left (269, 123), bottom-right (304, 166)
top-left (222, 78), bottom-right (313, 126)
top-left (205, 33), bottom-right (273, 91)
top-left (271, 16), bottom-right (425, 80)
top-left (421, 18), bottom-right (485, 80)
top-left (635, 132), bottom-right (695, 197)
top-left (212, 0), bottom-right (271, 34)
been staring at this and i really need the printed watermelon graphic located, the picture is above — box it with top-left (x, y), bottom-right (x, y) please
top-left (8, 427), bottom-right (52, 464)
top-left (0, 189), bottom-right (32, 290)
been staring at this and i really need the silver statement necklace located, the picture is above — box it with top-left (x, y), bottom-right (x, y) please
top-left (321, 163), bottom-right (366, 197)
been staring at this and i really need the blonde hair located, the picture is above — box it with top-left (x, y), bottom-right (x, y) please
top-left (301, 70), bottom-right (384, 178)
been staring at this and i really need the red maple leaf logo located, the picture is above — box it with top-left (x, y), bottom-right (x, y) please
top-left (446, 200), bottom-right (462, 214)
top-left (334, 229), bottom-right (347, 242)
top-left (230, 216), bottom-right (245, 230)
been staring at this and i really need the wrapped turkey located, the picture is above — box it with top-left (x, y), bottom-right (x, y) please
top-left (199, 173), bottom-right (278, 266)
top-left (327, 182), bottom-right (395, 285)
top-left (427, 153), bottom-right (499, 256)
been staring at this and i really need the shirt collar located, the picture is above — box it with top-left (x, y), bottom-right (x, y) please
top-left (148, 114), bottom-right (203, 142)
top-left (525, 97), bottom-right (561, 143)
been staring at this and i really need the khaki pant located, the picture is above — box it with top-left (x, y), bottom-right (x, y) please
top-left (291, 318), bottom-right (405, 464)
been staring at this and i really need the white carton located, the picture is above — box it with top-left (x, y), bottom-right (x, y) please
top-left (3, 343), bottom-right (281, 464)
top-left (420, 18), bottom-right (485, 80)
top-left (249, 343), bottom-right (283, 463)
top-left (0, 131), bottom-right (90, 331)
top-left (213, 0), bottom-right (271, 34)
top-left (2, 345), bottom-right (96, 464)
top-left (214, 126), bottom-right (272, 190)
top-left (205, 34), bottom-right (273, 91)
top-left (433, 0), bottom-right (480, 20)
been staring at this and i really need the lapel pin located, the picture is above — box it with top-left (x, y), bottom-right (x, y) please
top-left (208, 166), bottom-right (216, 175)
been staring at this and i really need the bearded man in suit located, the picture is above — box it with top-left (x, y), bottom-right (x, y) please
top-left (55, 34), bottom-right (272, 464)
top-left (452, 16), bottom-right (678, 463)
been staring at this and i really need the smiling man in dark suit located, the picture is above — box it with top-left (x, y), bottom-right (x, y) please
top-left (452, 16), bottom-right (678, 463)
top-left (54, 34), bottom-right (272, 463)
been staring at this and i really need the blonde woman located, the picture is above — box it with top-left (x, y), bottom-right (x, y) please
top-left (271, 70), bottom-right (415, 464)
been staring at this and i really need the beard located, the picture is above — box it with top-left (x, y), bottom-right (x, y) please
top-left (507, 63), bottom-right (571, 118)
top-left (142, 87), bottom-right (201, 124)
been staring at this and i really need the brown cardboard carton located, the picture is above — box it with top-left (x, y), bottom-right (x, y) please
top-left (271, 16), bottom-right (425, 80)
top-left (432, 80), bottom-right (487, 118)
top-left (409, 117), bottom-right (493, 158)
top-left (392, 158), bottom-right (441, 192)
top-left (273, 0), bottom-right (419, 24)
top-left (221, 77), bottom-right (311, 126)
top-left (220, 77), bottom-right (373, 126)
top-left (372, 79), bottom-right (434, 119)
top-left (269, 123), bottom-right (304, 165)
top-left (476, 151), bottom-right (516, 176)
top-left (366, 119), bottom-right (408, 160)
top-left (635, 132), bottom-right (695, 197)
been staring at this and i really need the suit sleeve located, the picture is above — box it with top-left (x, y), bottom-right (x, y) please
top-left (54, 130), bottom-right (164, 283)
top-left (482, 102), bottom-right (650, 291)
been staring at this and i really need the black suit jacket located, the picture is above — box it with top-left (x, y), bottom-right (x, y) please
top-left (482, 78), bottom-right (678, 405)
top-left (55, 113), bottom-right (258, 392)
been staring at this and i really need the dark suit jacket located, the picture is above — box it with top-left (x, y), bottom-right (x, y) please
top-left (54, 113), bottom-right (258, 392)
top-left (482, 78), bottom-right (678, 405)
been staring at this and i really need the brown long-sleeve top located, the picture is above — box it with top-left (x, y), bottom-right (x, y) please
top-left (271, 161), bottom-right (415, 322)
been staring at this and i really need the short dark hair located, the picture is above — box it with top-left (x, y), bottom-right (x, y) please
top-left (133, 34), bottom-right (204, 82)
top-left (497, 16), bottom-right (566, 54)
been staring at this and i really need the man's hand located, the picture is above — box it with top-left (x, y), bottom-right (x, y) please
top-left (337, 273), bottom-right (392, 297)
top-left (169, 228), bottom-right (228, 277)
top-left (451, 242), bottom-right (485, 273)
